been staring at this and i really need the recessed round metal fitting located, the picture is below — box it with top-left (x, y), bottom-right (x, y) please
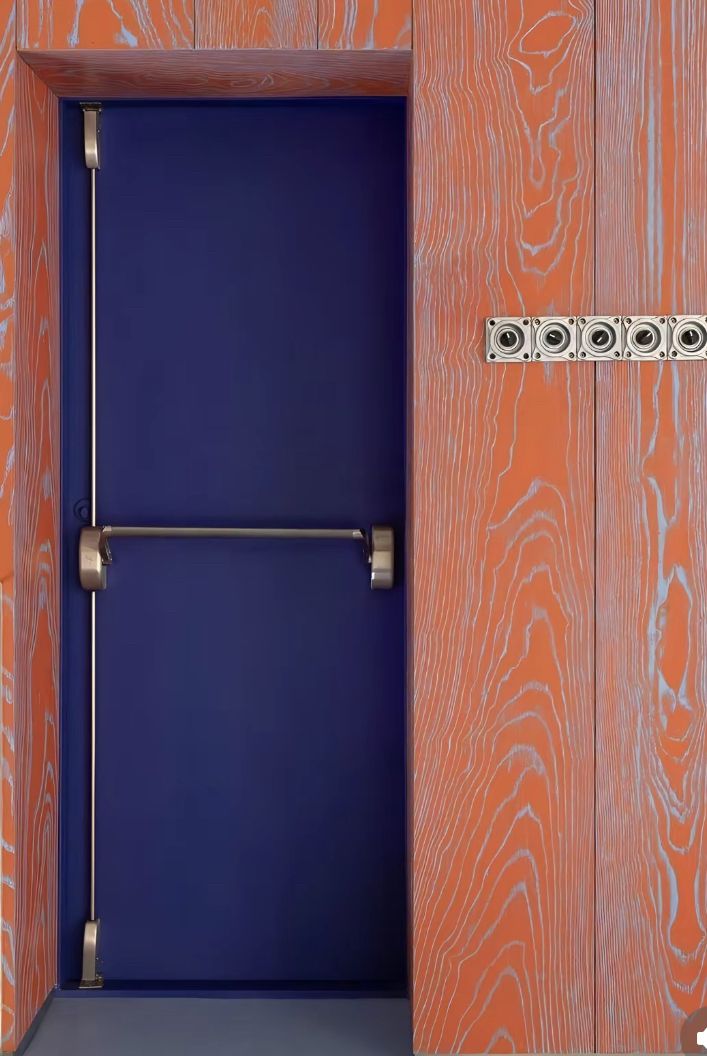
top-left (532, 317), bottom-right (577, 360)
top-left (623, 316), bottom-right (666, 359)
top-left (495, 324), bottom-right (524, 353)
top-left (670, 316), bottom-right (707, 358)
top-left (486, 317), bottom-right (528, 361)
top-left (579, 316), bottom-right (620, 359)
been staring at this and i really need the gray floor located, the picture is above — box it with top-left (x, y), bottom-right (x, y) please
top-left (24, 997), bottom-right (412, 1056)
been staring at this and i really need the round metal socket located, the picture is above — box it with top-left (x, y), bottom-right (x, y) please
top-left (532, 317), bottom-right (577, 360)
top-left (671, 317), bottom-right (707, 358)
top-left (579, 317), bottom-right (621, 359)
top-left (624, 317), bottom-right (667, 359)
top-left (486, 318), bottom-right (529, 361)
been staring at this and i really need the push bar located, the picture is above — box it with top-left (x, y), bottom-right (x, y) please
top-left (79, 524), bottom-right (395, 591)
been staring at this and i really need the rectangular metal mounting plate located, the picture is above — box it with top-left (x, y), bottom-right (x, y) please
top-left (531, 317), bottom-right (577, 361)
top-left (668, 315), bottom-right (707, 359)
top-left (485, 317), bottom-right (532, 362)
top-left (484, 315), bottom-right (707, 361)
top-left (577, 316), bottom-right (623, 360)
top-left (622, 316), bottom-right (667, 360)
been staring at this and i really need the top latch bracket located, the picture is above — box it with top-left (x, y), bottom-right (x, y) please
top-left (81, 103), bottom-right (101, 170)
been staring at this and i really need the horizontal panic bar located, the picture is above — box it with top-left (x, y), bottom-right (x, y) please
top-left (79, 524), bottom-right (395, 591)
top-left (103, 526), bottom-right (366, 542)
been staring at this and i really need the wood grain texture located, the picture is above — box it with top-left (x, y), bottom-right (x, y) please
top-left (19, 48), bottom-right (410, 97)
top-left (318, 0), bottom-right (411, 49)
top-left (0, 2), bottom-right (15, 1049)
top-left (13, 61), bottom-right (59, 1048)
top-left (18, 0), bottom-right (193, 49)
top-left (411, 1), bottom-right (595, 1053)
top-left (0, 576), bottom-right (16, 1054)
top-left (596, 1), bottom-right (707, 1051)
top-left (196, 0), bottom-right (315, 48)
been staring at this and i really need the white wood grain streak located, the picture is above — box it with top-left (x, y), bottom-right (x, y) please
top-left (18, 0), bottom-right (193, 50)
top-left (318, 0), bottom-right (411, 50)
top-left (196, 0), bottom-right (316, 49)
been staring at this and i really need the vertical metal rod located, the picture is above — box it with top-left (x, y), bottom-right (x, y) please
top-left (90, 166), bottom-right (97, 925)
top-left (90, 595), bottom-right (96, 921)
top-left (91, 167), bottom-right (97, 529)
top-left (81, 103), bottom-right (102, 989)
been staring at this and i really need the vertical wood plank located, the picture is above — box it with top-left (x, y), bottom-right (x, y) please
top-left (596, 1), bottom-right (707, 1050)
top-left (411, 1), bottom-right (595, 1053)
top-left (195, 0), bottom-right (316, 49)
top-left (318, 0), bottom-right (411, 49)
top-left (0, 575), bottom-right (16, 1053)
top-left (18, 0), bottom-right (194, 50)
top-left (13, 61), bottom-right (60, 1046)
top-left (0, 1), bottom-right (15, 1049)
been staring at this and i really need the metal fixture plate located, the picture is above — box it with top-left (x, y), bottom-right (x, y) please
top-left (669, 315), bottom-right (707, 358)
top-left (486, 315), bottom-right (707, 361)
top-left (80, 919), bottom-right (102, 989)
top-left (532, 316), bottom-right (577, 361)
top-left (370, 526), bottom-right (394, 590)
top-left (79, 527), bottom-right (111, 590)
top-left (485, 317), bottom-right (532, 361)
top-left (578, 316), bottom-right (623, 359)
top-left (81, 104), bottom-right (101, 169)
top-left (623, 316), bottom-right (667, 359)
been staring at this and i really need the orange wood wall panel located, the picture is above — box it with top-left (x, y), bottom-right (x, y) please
top-left (18, 0), bottom-right (194, 49)
top-left (318, 0), bottom-right (411, 49)
top-left (0, 579), bottom-right (16, 1052)
top-left (595, 1), bottom-right (707, 1051)
top-left (196, 1), bottom-right (316, 49)
top-left (0, 26), bottom-right (58, 1056)
top-left (411, 2), bottom-right (595, 1053)
top-left (13, 60), bottom-right (59, 1048)
top-left (0, 1), bottom-right (16, 1048)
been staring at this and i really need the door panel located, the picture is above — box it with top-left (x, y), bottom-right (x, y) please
top-left (61, 100), bottom-right (407, 986)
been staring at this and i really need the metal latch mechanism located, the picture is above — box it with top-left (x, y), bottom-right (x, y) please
top-left (79, 524), bottom-right (395, 591)
top-left (80, 920), bottom-right (102, 990)
top-left (79, 527), bottom-right (112, 591)
top-left (79, 100), bottom-right (103, 991)
top-left (82, 103), bottom-right (101, 169)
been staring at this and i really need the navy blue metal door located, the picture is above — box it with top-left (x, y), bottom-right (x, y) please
top-left (61, 101), bottom-right (407, 987)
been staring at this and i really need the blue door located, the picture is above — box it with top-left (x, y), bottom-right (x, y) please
top-left (61, 101), bottom-right (407, 988)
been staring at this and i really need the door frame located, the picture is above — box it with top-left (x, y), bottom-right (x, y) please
top-left (8, 45), bottom-right (412, 1047)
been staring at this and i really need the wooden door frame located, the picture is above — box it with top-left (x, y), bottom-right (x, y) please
top-left (8, 47), bottom-right (412, 1050)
